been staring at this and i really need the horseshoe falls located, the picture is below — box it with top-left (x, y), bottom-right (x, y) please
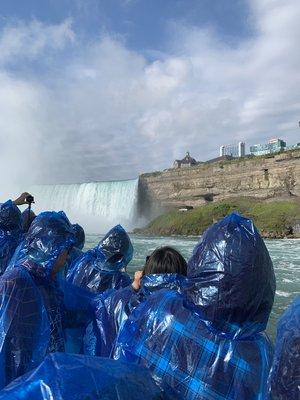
top-left (30, 179), bottom-right (139, 233)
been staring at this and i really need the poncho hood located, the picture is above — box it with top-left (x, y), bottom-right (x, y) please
top-left (0, 200), bottom-right (22, 232)
top-left (93, 225), bottom-right (133, 272)
top-left (0, 201), bottom-right (23, 275)
top-left (187, 212), bottom-right (276, 337)
top-left (16, 211), bottom-right (75, 279)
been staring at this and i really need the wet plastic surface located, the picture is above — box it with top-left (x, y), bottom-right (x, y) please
top-left (0, 353), bottom-right (180, 399)
top-left (67, 224), bottom-right (133, 293)
top-left (85, 273), bottom-right (186, 357)
top-left (0, 211), bottom-right (76, 388)
top-left (268, 296), bottom-right (300, 400)
top-left (62, 280), bottom-right (96, 354)
top-left (0, 200), bottom-right (22, 275)
top-left (114, 213), bottom-right (276, 399)
top-left (72, 223), bottom-right (85, 250)
top-left (21, 208), bottom-right (36, 232)
top-left (66, 223), bottom-right (85, 272)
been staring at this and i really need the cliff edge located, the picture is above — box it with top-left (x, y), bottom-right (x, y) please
top-left (139, 150), bottom-right (300, 211)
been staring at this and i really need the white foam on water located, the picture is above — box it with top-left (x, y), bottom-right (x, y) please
top-left (283, 278), bottom-right (294, 283)
top-left (276, 290), bottom-right (292, 298)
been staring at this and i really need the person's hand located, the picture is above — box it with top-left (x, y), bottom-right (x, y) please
top-left (13, 192), bottom-right (34, 206)
top-left (132, 270), bottom-right (143, 291)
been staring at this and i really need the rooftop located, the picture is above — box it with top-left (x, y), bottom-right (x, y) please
top-left (175, 151), bottom-right (198, 165)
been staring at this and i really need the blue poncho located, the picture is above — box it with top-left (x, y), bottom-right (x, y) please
top-left (67, 223), bottom-right (85, 268)
top-left (114, 213), bottom-right (276, 400)
top-left (0, 200), bottom-right (22, 275)
top-left (85, 273), bottom-right (187, 357)
top-left (268, 296), bottom-right (300, 400)
top-left (11, 223), bottom-right (85, 277)
top-left (0, 211), bottom-right (76, 388)
top-left (67, 224), bottom-right (133, 293)
top-left (72, 223), bottom-right (85, 250)
top-left (0, 353), bottom-right (180, 399)
top-left (21, 208), bottom-right (36, 232)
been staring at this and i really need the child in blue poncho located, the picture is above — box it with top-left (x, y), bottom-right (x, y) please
top-left (84, 246), bottom-right (188, 357)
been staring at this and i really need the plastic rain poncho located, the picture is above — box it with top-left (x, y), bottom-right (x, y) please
top-left (268, 296), bottom-right (300, 400)
top-left (0, 352), bottom-right (180, 400)
top-left (21, 208), bottom-right (36, 233)
top-left (8, 223), bottom-right (85, 277)
top-left (85, 273), bottom-right (187, 357)
top-left (0, 200), bottom-right (22, 276)
top-left (61, 279), bottom-right (97, 355)
top-left (67, 223), bottom-right (85, 268)
top-left (63, 223), bottom-right (87, 354)
top-left (114, 213), bottom-right (276, 400)
top-left (67, 224), bottom-right (133, 294)
top-left (72, 224), bottom-right (85, 251)
top-left (0, 211), bottom-right (76, 389)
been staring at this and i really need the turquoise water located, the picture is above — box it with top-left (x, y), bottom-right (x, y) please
top-left (85, 234), bottom-right (300, 341)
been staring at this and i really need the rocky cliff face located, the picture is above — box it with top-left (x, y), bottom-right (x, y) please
top-left (139, 150), bottom-right (300, 211)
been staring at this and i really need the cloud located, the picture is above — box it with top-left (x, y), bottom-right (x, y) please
top-left (0, 19), bottom-right (74, 65)
top-left (0, 0), bottom-right (299, 197)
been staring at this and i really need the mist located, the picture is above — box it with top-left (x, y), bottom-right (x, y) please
top-left (1, 0), bottom-right (300, 212)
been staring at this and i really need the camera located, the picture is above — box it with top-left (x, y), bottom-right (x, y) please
top-left (26, 195), bottom-right (34, 204)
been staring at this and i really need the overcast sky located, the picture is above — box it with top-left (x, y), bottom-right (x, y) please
top-left (0, 0), bottom-right (299, 186)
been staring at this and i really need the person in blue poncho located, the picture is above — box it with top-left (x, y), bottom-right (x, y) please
top-left (9, 222), bottom-right (85, 277)
top-left (67, 224), bottom-right (133, 294)
top-left (84, 246), bottom-right (187, 357)
top-left (268, 296), bottom-right (300, 400)
top-left (114, 213), bottom-right (276, 400)
top-left (0, 211), bottom-right (76, 389)
top-left (0, 193), bottom-right (32, 275)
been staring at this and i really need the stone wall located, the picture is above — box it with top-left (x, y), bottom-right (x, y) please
top-left (139, 151), bottom-right (300, 211)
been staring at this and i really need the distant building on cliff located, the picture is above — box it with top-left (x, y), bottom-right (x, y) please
top-left (250, 138), bottom-right (286, 156)
top-left (286, 142), bottom-right (300, 151)
top-left (173, 152), bottom-right (199, 168)
top-left (220, 142), bottom-right (246, 158)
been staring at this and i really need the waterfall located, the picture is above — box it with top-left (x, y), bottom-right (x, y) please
top-left (29, 179), bottom-right (139, 233)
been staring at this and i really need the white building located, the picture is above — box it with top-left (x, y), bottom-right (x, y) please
top-left (220, 142), bottom-right (246, 158)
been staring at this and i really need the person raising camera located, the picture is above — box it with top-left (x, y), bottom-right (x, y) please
top-left (0, 192), bottom-right (34, 275)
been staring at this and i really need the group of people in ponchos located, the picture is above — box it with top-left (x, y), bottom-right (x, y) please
top-left (0, 192), bottom-right (298, 400)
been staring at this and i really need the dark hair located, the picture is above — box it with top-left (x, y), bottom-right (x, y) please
top-left (143, 246), bottom-right (187, 276)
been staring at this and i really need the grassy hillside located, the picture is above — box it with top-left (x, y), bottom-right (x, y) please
top-left (135, 198), bottom-right (300, 238)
